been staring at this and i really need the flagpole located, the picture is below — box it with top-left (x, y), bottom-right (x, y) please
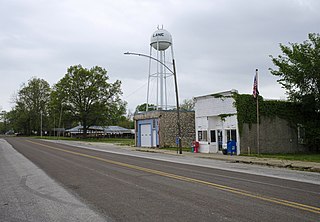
top-left (256, 69), bottom-right (260, 155)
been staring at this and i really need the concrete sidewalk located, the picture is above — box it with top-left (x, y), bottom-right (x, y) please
top-left (134, 147), bottom-right (320, 173)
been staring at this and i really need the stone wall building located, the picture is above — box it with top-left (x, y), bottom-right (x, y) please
top-left (134, 110), bottom-right (195, 148)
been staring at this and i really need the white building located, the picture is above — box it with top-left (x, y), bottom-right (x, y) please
top-left (194, 89), bottom-right (240, 154)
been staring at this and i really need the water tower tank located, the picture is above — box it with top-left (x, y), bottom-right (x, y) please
top-left (150, 29), bottom-right (172, 51)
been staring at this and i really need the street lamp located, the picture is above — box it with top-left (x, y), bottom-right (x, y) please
top-left (40, 110), bottom-right (43, 138)
top-left (124, 52), bottom-right (182, 154)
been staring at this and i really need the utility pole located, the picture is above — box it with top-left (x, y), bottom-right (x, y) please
top-left (173, 59), bottom-right (182, 154)
top-left (40, 110), bottom-right (43, 138)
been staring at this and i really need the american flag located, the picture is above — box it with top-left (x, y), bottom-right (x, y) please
top-left (253, 69), bottom-right (259, 98)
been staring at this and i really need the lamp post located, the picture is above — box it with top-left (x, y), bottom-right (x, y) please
top-left (40, 110), bottom-right (43, 138)
top-left (124, 52), bottom-right (182, 154)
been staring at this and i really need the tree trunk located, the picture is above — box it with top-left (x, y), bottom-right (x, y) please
top-left (83, 120), bottom-right (87, 139)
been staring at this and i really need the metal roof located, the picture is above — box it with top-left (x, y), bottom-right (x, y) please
top-left (104, 126), bottom-right (131, 134)
top-left (66, 125), bottom-right (131, 134)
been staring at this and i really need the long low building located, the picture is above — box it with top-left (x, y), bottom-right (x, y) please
top-left (65, 125), bottom-right (133, 138)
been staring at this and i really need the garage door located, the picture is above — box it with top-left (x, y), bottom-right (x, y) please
top-left (140, 124), bottom-right (151, 147)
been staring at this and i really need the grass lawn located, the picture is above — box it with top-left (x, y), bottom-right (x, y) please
top-left (35, 136), bottom-right (191, 151)
top-left (34, 136), bottom-right (135, 146)
top-left (242, 153), bottom-right (320, 163)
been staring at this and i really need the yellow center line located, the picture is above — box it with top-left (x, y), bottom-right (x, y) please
top-left (27, 140), bottom-right (320, 214)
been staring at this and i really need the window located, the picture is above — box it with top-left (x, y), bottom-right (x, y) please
top-left (210, 130), bottom-right (216, 142)
top-left (198, 131), bottom-right (202, 141)
top-left (152, 119), bottom-right (157, 129)
top-left (226, 129), bottom-right (237, 142)
top-left (198, 130), bottom-right (208, 141)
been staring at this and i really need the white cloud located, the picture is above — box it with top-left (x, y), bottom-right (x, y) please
top-left (0, 0), bottom-right (319, 111)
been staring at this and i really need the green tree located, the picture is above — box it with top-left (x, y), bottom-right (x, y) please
top-left (12, 77), bottom-right (51, 135)
top-left (180, 98), bottom-right (195, 111)
top-left (116, 116), bottom-right (134, 129)
top-left (0, 111), bottom-right (7, 134)
top-left (48, 90), bottom-right (75, 136)
top-left (270, 33), bottom-right (320, 150)
top-left (53, 65), bottom-right (126, 137)
top-left (270, 33), bottom-right (320, 110)
top-left (135, 103), bottom-right (156, 113)
top-left (115, 110), bottom-right (134, 129)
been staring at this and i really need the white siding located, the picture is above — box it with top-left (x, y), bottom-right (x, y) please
top-left (194, 91), bottom-right (240, 154)
top-left (195, 116), bottom-right (208, 130)
top-left (195, 96), bottom-right (236, 118)
top-left (223, 115), bottom-right (237, 129)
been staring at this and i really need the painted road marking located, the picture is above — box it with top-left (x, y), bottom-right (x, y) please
top-left (27, 140), bottom-right (320, 214)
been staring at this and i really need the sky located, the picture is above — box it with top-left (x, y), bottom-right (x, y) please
top-left (1, 0), bottom-right (319, 113)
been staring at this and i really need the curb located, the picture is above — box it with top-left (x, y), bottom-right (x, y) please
top-left (134, 148), bottom-right (320, 173)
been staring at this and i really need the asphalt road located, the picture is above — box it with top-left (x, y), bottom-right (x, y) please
top-left (3, 137), bottom-right (320, 222)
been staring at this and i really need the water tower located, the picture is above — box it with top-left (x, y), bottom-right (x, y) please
top-left (147, 27), bottom-right (175, 111)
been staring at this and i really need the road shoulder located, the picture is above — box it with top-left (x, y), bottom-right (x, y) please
top-left (0, 139), bottom-right (108, 222)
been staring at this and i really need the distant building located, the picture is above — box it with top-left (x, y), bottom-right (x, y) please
top-left (65, 125), bottom-right (133, 138)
